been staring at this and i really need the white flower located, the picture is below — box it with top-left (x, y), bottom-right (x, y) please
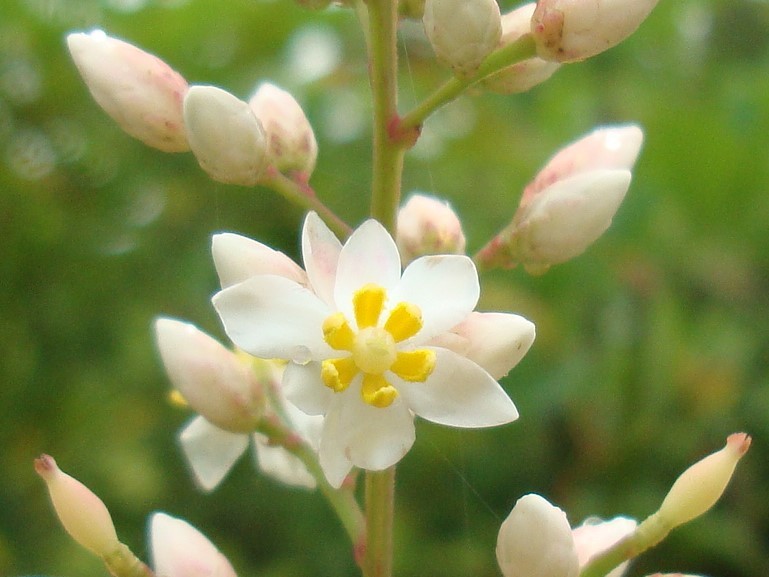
top-left (149, 512), bottom-right (237, 577)
top-left (572, 516), bottom-right (637, 577)
top-left (213, 212), bottom-right (528, 487)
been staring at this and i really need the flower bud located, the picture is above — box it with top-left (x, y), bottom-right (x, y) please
top-left (248, 83), bottom-right (318, 177)
top-left (150, 512), bottom-right (237, 577)
top-left (531, 0), bottom-right (660, 63)
top-left (154, 318), bottom-right (266, 433)
top-left (212, 233), bottom-right (309, 288)
top-left (66, 30), bottom-right (189, 152)
top-left (183, 85), bottom-right (268, 186)
top-left (496, 494), bottom-right (579, 577)
top-left (572, 517), bottom-right (636, 577)
top-left (423, 0), bottom-right (502, 77)
top-left (657, 433), bottom-right (751, 528)
top-left (482, 3), bottom-right (560, 94)
top-left (396, 194), bottom-right (466, 264)
top-left (34, 454), bottom-right (120, 557)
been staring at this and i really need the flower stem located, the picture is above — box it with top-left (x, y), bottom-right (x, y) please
top-left (364, 467), bottom-right (395, 577)
top-left (399, 34), bottom-right (537, 133)
top-left (261, 167), bottom-right (352, 239)
top-left (366, 0), bottom-right (405, 233)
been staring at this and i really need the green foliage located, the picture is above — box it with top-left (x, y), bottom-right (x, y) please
top-left (2, 1), bottom-right (769, 576)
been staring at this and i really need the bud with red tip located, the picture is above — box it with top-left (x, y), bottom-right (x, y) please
top-left (396, 194), bottom-right (466, 264)
top-left (66, 30), bottom-right (189, 152)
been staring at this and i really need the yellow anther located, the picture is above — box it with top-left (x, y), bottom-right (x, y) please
top-left (353, 284), bottom-right (386, 329)
top-left (321, 357), bottom-right (358, 392)
top-left (168, 389), bottom-right (188, 408)
top-left (322, 312), bottom-right (355, 351)
top-left (383, 302), bottom-right (423, 342)
top-left (361, 373), bottom-right (399, 408)
top-left (391, 349), bottom-right (436, 382)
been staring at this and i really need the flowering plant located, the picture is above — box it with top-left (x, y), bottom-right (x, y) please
top-left (27, 1), bottom-right (757, 577)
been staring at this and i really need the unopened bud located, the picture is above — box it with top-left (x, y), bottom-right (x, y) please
top-left (572, 517), bottom-right (636, 577)
top-left (657, 433), bottom-right (751, 528)
top-left (423, 0), bottom-right (502, 77)
top-left (531, 0), bottom-right (660, 63)
top-left (66, 30), bottom-right (189, 152)
top-left (249, 83), bottom-right (318, 177)
top-left (150, 512), bottom-right (237, 577)
top-left (496, 494), bottom-right (579, 577)
top-left (183, 85), bottom-right (268, 186)
top-left (212, 232), bottom-right (309, 288)
top-left (482, 3), bottom-right (560, 94)
top-left (34, 455), bottom-right (120, 557)
top-left (396, 194), bottom-right (466, 264)
top-left (154, 318), bottom-right (266, 433)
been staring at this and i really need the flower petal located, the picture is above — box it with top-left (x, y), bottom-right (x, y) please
top-left (212, 275), bottom-right (333, 363)
top-left (572, 516), bottom-right (637, 577)
top-left (283, 361), bottom-right (334, 415)
top-left (253, 433), bottom-right (317, 489)
top-left (212, 232), bottom-right (307, 288)
top-left (392, 255), bottom-right (479, 342)
top-left (302, 212), bottom-right (342, 307)
top-left (178, 416), bottom-right (249, 492)
top-left (397, 348), bottom-right (518, 427)
top-left (319, 390), bottom-right (415, 487)
top-left (334, 219), bottom-right (402, 324)
top-left (441, 312), bottom-right (535, 379)
top-left (150, 511), bottom-right (238, 577)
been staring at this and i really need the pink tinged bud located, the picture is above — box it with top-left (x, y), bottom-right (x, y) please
top-left (248, 83), bottom-right (318, 176)
top-left (531, 0), bottom-right (660, 63)
top-left (396, 194), bottom-right (466, 264)
top-left (496, 494), bottom-right (580, 577)
top-left (212, 232), bottom-right (309, 288)
top-left (423, 0), bottom-right (502, 77)
top-left (183, 85), bottom-right (268, 186)
top-left (66, 30), bottom-right (189, 152)
top-left (34, 454), bottom-right (120, 557)
top-left (483, 3), bottom-right (561, 94)
top-left (514, 169), bottom-right (632, 274)
top-left (150, 512), bottom-right (237, 577)
top-left (657, 433), bottom-right (751, 528)
top-left (154, 318), bottom-right (265, 433)
top-left (572, 517), bottom-right (637, 577)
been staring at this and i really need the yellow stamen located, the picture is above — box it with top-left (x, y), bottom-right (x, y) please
top-left (323, 312), bottom-right (355, 351)
top-left (353, 284), bottom-right (386, 329)
top-left (391, 349), bottom-right (436, 382)
top-left (321, 357), bottom-right (358, 392)
top-left (384, 302), bottom-right (423, 342)
top-left (168, 389), bottom-right (188, 408)
top-left (361, 373), bottom-right (399, 408)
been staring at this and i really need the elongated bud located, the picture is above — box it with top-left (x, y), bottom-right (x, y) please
top-left (496, 494), bottom-right (579, 577)
top-left (248, 83), bottom-right (318, 177)
top-left (482, 3), bottom-right (560, 94)
top-left (66, 30), bottom-right (189, 152)
top-left (150, 512), bottom-right (237, 577)
top-left (396, 194), bottom-right (466, 264)
top-left (183, 85), bottom-right (268, 186)
top-left (34, 454), bottom-right (120, 557)
top-left (423, 0), bottom-right (502, 77)
top-left (154, 318), bottom-right (266, 433)
top-left (657, 433), bottom-right (751, 528)
top-left (212, 232), bottom-right (308, 288)
top-left (531, 0), bottom-right (660, 63)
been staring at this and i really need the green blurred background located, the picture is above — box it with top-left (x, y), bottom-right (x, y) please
top-left (2, 0), bottom-right (769, 576)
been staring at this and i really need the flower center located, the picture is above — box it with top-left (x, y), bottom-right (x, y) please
top-left (320, 283), bottom-right (436, 408)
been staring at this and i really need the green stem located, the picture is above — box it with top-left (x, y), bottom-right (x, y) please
top-left (399, 34), bottom-right (537, 134)
top-left (256, 417), bottom-right (365, 546)
top-left (366, 0), bottom-right (405, 233)
top-left (579, 513), bottom-right (671, 577)
top-left (364, 468), bottom-right (395, 577)
top-left (261, 168), bottom-right (352, 239)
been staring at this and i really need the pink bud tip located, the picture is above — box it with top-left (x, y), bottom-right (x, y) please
top-left (727, 432), bottom-right (751, 456)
